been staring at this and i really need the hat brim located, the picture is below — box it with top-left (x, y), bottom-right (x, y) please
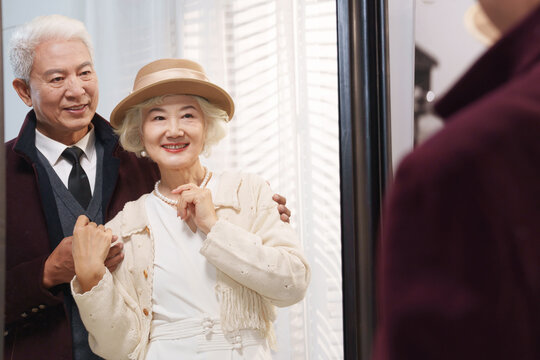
top-left (110, 78), bottom-right (235, 128)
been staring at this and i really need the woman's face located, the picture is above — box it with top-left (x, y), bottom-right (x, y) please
top-left (141, 95), bottom-right (206, 171)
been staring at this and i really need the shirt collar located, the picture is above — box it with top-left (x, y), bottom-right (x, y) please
top-left (435, 4), bottom-right (540, 120)
top-left (35, 125), bottom-right (96, 166)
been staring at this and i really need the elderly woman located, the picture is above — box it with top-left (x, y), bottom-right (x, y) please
top-left (70, 58), bottom-right (310, 360)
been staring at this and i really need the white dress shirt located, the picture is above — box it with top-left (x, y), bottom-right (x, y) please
top-left (35, 127), bottom-right (97, 194)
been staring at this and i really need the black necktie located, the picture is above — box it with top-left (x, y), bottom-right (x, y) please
top-left (62, 147), bottom-right (92, 209)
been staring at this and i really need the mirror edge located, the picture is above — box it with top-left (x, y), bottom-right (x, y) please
top-left (337, 0), bottom-right (391, 359)
top-left (0, 0), bottom-right (6, 356)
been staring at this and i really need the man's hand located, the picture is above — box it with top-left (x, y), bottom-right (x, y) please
top-left (273, 194), bottom-right (291, 223)
top-left (105, 241), bottom-right (124, 272)
top-left (42, 226), bottom-right (124, 290)
top-left (42, 236), bottom-right (75, 289)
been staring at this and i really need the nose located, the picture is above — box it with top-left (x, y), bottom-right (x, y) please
top-left (166, 118), bottom-right (185, 137)
top-left (64, 76), bottom-right (86, 98)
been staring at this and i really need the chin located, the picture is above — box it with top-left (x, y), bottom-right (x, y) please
top-left (67, 117), bottom-right (93, 129)
top-left (158, 157), bottom-right (198, 171)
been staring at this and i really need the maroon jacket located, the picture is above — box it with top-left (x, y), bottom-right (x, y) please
top-left (4, 111), bottom-right (159, 360)
top-left (373, 6), bottom-right (540, 360)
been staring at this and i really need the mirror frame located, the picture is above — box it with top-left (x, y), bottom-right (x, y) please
top-left (0, 1), bottom-right (6, 356)
top-left (337, 0), bottom-right (391, 359)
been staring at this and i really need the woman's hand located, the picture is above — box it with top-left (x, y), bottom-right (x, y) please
top-left (72, 215), bottom-right (115, 293)
top-left (172, 183), bottom-right (218, 234)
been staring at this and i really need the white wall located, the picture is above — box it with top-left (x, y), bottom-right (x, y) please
top-left (415, 0), bottom-right (488, 101)
top-left (388, 0), bottom-right (415, 169)
top-left (387, 0), bottom-right (491, 170)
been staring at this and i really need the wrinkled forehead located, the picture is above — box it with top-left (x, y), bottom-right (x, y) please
top-left (31, 39), bottom-right (93, 74)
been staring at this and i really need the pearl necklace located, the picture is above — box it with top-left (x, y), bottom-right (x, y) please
top-left (153, 167), bottom-right (212, 206)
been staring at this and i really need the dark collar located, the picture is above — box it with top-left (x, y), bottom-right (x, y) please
top-left (13, 109), bottom-right (119, 163)
top-left (435, 5), bottom-right (540, 120)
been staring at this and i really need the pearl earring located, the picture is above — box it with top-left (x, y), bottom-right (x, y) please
top-left (140, 150), bottom-right (147, 158)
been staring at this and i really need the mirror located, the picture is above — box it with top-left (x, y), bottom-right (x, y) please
top-left (2, 0), bottom-right (345, 358)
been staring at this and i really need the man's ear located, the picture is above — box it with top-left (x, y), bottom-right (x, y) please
top-left (12, 78), bottom-right (33, 107)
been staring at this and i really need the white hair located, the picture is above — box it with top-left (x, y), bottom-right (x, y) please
top-left (115, 95), bottom-right (229, 157)
top-left (9, 14), bottom-right (94, 81)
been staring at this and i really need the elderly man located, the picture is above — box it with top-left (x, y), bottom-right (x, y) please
top-left (5, 15), bottom-right (290, 360)
top-left (374, 1), bottom-right (540, 359)
top-left (5, 15), bottom-right (159, 360)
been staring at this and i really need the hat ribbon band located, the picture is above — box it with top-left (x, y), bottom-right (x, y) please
top-left (134, 68), bottom-right (209, 91)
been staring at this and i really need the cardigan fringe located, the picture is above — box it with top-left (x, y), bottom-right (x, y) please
top-left (217, 283), bottom-right (277, 349)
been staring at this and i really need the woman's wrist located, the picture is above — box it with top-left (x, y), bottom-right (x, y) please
top-left (75, 264), bottom-right (106, 293)
top-left (201, 216), bottom-right (218, 234)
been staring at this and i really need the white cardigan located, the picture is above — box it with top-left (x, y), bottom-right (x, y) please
top-left (71, 172), bottom-right (310, 360)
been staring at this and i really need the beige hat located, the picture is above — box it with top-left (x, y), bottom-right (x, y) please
top-left (464, 3), bottom-right (501, 46)
top-left (110, 58), bottom-right (234, 128)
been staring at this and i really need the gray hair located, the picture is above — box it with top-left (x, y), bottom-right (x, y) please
top-left (115, 95), bottom-right (229, 158)
top-left (9, 14), bottom-right (94, 81)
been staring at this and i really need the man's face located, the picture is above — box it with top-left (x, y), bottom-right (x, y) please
top-left (18, 39), bottom-right (99, 145)
top-left (478, 0), bottom-right (540, 33)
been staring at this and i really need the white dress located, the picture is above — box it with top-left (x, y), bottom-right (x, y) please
top-left (144, 174), bottom-right (271, 360)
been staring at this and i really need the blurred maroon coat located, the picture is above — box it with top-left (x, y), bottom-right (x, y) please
top-left (373, 5), bottom-right (540, 360)
top-left (4, 112), bottom-right (159, 359)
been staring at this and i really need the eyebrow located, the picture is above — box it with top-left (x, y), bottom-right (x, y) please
top-left (42, 61), bottom-right (93, 77)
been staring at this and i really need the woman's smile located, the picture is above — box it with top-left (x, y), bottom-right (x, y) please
top-left (162, 143), bottom-right (189, 152)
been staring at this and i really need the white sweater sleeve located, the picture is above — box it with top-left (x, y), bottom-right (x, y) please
top-left (71, 268), bottom-right (142, 360)
top-left (71, 210), bottom-right (145, 360)
top-left (201, 176), bottom-right (310, 307)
